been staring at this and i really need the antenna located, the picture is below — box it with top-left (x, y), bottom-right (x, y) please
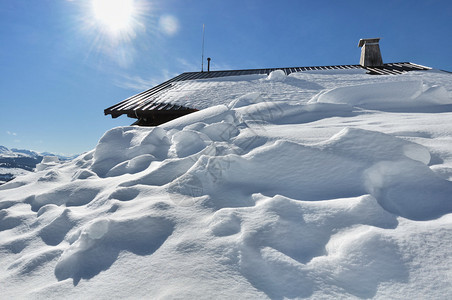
top-left (201, 24), bottom-right (205, 72)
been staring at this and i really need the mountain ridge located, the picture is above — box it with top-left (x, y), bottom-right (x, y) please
top-left (0, 146), bottom-right (77, 184)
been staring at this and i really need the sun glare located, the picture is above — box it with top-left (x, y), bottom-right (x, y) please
top-left (78, 0), bottom-right (151, 66)
top-left (92, 0), bottom-right (136, 35)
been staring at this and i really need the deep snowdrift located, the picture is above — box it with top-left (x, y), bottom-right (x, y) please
top-left (1, 69), bottom-right (452, 299)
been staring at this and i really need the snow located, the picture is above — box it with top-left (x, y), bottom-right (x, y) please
top-left (1, 69), bottom-right (452, 299)
top-left (36, 156), bottom-right (61, 172)
top-left (266, 69), bottom-right (286, 81)
top-left (310, 80), bottom-right (452, 110)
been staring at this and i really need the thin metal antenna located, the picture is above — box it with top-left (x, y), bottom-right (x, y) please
top-left (201, 24), bottom-right (205, 72)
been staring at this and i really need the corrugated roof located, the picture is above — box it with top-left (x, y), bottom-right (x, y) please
top-left (104, 62), bottom-right (431, 125)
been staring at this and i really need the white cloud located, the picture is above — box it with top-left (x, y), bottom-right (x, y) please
top-left (114, 74), bottom-right (160, 91)
top-left (176, 58), bottom-right (199, 72)
top-left (158, 15), bottom-right (179, 36)
top-left (6, 131), bottom-right (17, 136)
top-left (114, 70), bottom-right (178, 91)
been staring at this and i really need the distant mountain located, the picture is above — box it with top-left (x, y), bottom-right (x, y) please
top-left (10, 148), bottom-right (41, 158)
top-left (0, 146), bottom-right (9, 153)
top-left (0, 146), bottom-right (77, 184)
top-left (40, 152), bottom-right (78, 161)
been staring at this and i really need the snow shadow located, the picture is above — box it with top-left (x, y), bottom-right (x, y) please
top-left (26, 185), bottom-right (100, 212)
top-left (272, 103), bottom-right (358, 125)
top-left (236, 101), bottom-right (357, 126)
top-left (231, 195), bottom-right (406, 299)
top-left (0, 200), bottom-right (17, 210)
top-left (372, 103), bottom-right (452, 113)
top-left (8, 249), bottom-right (63, 276)
top-left (39, 208), bottom-right (76, 246)
top-left (54, 216), bottom-right (174, 285)
top-left (310, 80), bottom-right (452, 113)
top-left (0, 236), bottom-right (31, 254)
top-left (109, 187), bottom-right (140, 202)
top-left (365, 160), bottom-right (452, 220)
top-left (0, 209), bottom-right (23, 231)
top-left (282, 76), bottom-right (324, 91)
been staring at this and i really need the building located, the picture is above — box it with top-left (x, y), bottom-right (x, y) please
top-left (104, 38), bottom-right (431, 126)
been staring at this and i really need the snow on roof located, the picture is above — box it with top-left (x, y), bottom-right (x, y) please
top-left (104, 62), bottom-right (431, 125)
top-left (1, 68), bottom-right (452, 298)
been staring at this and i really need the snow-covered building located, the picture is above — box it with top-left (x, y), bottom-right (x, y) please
top-left (2, 39), bottom-right (452, 298)
top-left (104, 38), bottom-right (430, 126)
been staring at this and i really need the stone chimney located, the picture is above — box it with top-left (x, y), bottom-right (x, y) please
top-left (358, 38), bottom-right (383, 67)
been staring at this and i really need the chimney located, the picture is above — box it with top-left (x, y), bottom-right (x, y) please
top-left (358, 38), bottom-right (383, 67)
top-left (207, 57), bottom-right (211, 72)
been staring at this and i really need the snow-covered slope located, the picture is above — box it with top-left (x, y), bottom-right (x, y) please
top-left (1, 69), bottom-right (452, 299)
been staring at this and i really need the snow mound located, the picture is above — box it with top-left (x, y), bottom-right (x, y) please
top-left (310, 80), bottom-right (452, 110)
top-left (54, 216), bottom-right (174, 283)
top-left (36, 156), bottom-right (60, 172)
top-left (266, 69), bottom-right (286, 81)
top-left (169, 130), bottom-right (208, 158)
top-left (169, 126), bottom-right (450, 219)
top-left (216, 194), bottom-right (403, 299)
top-left (228, 92), bottom-right (263, 109)
top-left (1, 69), bottom-right (452, 298)
top-left (91, 126), bottom-right (170, 177)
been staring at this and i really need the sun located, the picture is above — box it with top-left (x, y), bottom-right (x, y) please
top-left (91, 0), bottom-right (136, 36)
top-left (77, 0), bottom-right (150, 65)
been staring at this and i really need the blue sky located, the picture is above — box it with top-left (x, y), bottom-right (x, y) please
top-left (1, 0), bottom-right (451, 155)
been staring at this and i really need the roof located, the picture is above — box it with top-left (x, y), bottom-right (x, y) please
top-left (104, 62), bottom-right (431, 126)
